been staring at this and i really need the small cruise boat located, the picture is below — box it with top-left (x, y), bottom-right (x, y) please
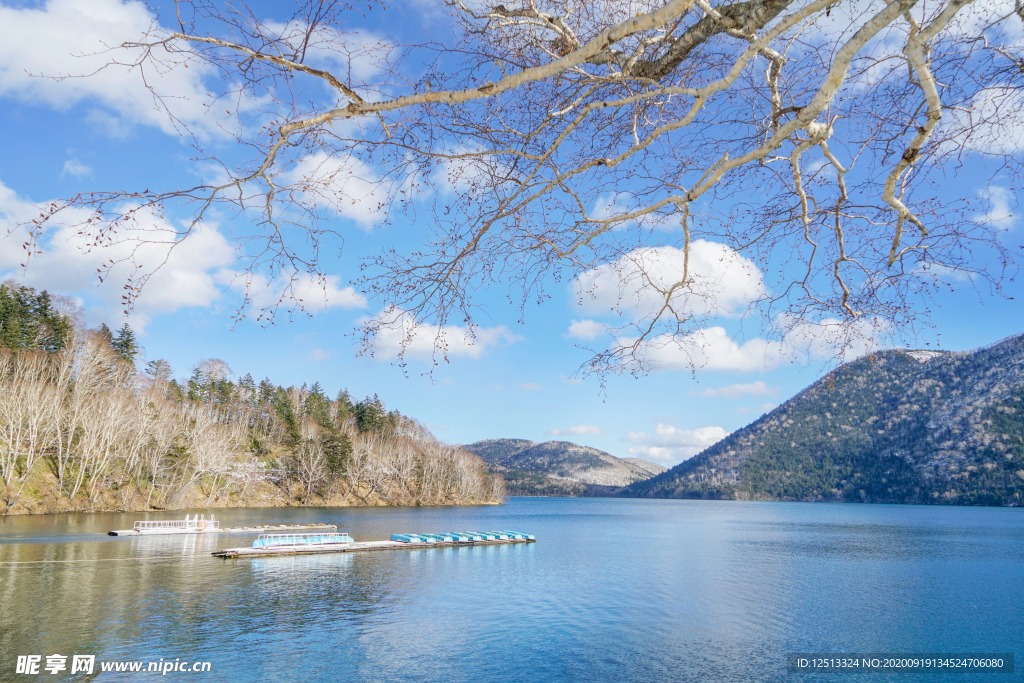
top-left (251, 532), bottom-right (354, 549)
top-left (108, 514), bottom-right (222, 536)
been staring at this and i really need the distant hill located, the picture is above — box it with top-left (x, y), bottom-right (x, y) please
top-left (461, 438), bottom-right (536, 464)
top-left (463, 439), bottom-right (666, 496)
top-left (622, 458), bottom-right (669, 476)
top-left (624, 334), bottom-right (1024, 506)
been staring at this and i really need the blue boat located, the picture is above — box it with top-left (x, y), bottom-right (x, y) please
top-left (389, 530), bottom-right (532, 544)
top-left (390, 533), bottom-right (437, 544)
top-left (405, 535), bottom-right (432, 543)
top-left (252, 532), bottom-right (353, 548)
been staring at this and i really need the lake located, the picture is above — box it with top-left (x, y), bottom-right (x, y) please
top-left (1, 498), bottom-right (1021, 681)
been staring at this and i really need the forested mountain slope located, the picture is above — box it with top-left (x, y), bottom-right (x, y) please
top-left (464, 438), bottom-right (665, 495)
top-left (625, 335), bottom-right (1024, 506)
top-left (0, 283), bottom-right (503, 514)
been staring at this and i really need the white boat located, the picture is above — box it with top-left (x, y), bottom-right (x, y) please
top-left (108, 514), bottom-right (222, 536)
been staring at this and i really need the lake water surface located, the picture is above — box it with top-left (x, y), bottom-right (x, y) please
top-left (0, 498), bottom-right (1021, 682)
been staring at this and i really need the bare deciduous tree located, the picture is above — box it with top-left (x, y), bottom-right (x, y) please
top-left (0, 350), bottom-right (60, 510)
top-left (0, 325), bottom-right (501, 513)
top-left (18, 0), bottom-right (1022, 371)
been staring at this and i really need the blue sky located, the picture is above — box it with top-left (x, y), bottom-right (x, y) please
top-left (0, 0), bottom-right (1021, 466)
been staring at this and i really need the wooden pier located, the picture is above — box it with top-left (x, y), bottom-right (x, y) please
top-left (221, 523), bottom-right (337, 534)
top-left (213, 536), bottom-right (535, 558)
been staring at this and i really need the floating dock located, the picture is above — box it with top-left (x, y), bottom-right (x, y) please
top-left (108, 514), bottom-right (337, 536)
top-left (213, 530), bottom-right (536, 558)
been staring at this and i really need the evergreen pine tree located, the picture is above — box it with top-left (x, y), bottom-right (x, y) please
top-left (273, 386), bottom-right (300, 445)
top-left (258, 378), bottom-right (276, 405)
top-left (167, 379), bottom-right (185, 402)
top-left (305, 381), bottom-right (332, 430)
top-left (145, 359), bottom-right (172, 382)
top-left (336, 388), bottom-right (353, 409)
top-left (112, 323), bottom-right (139, 364)
top-left (32, 290), bottom-right (71, 352)
top-left (354, 394), bottom-right (388, 433)
top-left (238, 373), bottom-right (257, 406)
top-left (187, 364), bottom-right (206, 402)
top-left (324, 431), bottom-right (353, 477)
top-left (98, 323), bottom-right (114, 347)
top-left (214, 377), bottom-right (235, 404)
top-left (335, 388), bottom-right (352, 428)
top-left (0, 284), bottom-right (71, 352)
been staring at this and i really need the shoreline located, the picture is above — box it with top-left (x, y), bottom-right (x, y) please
top-left (1, 472), bottom-right (505, 516)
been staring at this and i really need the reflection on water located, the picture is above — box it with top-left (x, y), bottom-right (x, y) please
top-left (0, 499), bottom-right (1022, 682)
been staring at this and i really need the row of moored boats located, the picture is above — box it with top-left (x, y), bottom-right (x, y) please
top-left (390, 530), bottom-right (534, 543)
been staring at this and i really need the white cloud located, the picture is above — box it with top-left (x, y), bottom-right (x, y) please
top-left (291, 275), bottom-right (365, 311)
top-left (915, 262), bottom-right (976, 284)
top-left (0, 168), bottom-right (367, 328)
top-left (622, 424), bottom-right (729, 464)
top-left (943, 85), bottom-right (1024, 156)
top-left (590, 192), bottom-right (630, 222)
top-left (780, 315), bottom-right (888, 364)
top-left (0, 182), bottom-right (38, 241)
top-left (631, 326), bottom-right (783, 372)
top-left (229, 272), bottom-right (366, 314)
top-left (947, 0), bottom-right (1024, 41)
top-left (308, 348), bottom-right (332, 361)
top-left (571, 241), bottom-right (765, 321)
top-left (431, 145), bottom-right (517, 197)
top-left (0, 180), bottom-right (235, 332)
top-left (566, 319), bottom-right (606, 341)
top-left (974, 185), bottom-right (1016, 231)
top-left (284, 152), bottom-right (391, 228)
top-left (546, 425), bottom-right (603, 436)
top-left (0, 0), bottom-right (244, 138)
top-left (690, 381), bottom-right (778, 399)
top-left (519, 382), bottom-right (544, 391)
top-left (261, 22), bottom-right (392, 84)
top-left (363, 308), bottom-right (521, 362)
top-left (803, 155), bottom-right (839, 182)
top-left (629, 315), bottom-right (890, 373)
top-left (61, 159), bottom-right (91, 178)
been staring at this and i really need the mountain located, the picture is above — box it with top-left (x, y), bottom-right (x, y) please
top-left (463, 439), bottom-right (666, 496)
top-left (460, 438), bottom-right (536, 464)
top-left (622, 458), bottom-right (669, 476)
top-left (624, 334), bottom-right (1024, 506)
